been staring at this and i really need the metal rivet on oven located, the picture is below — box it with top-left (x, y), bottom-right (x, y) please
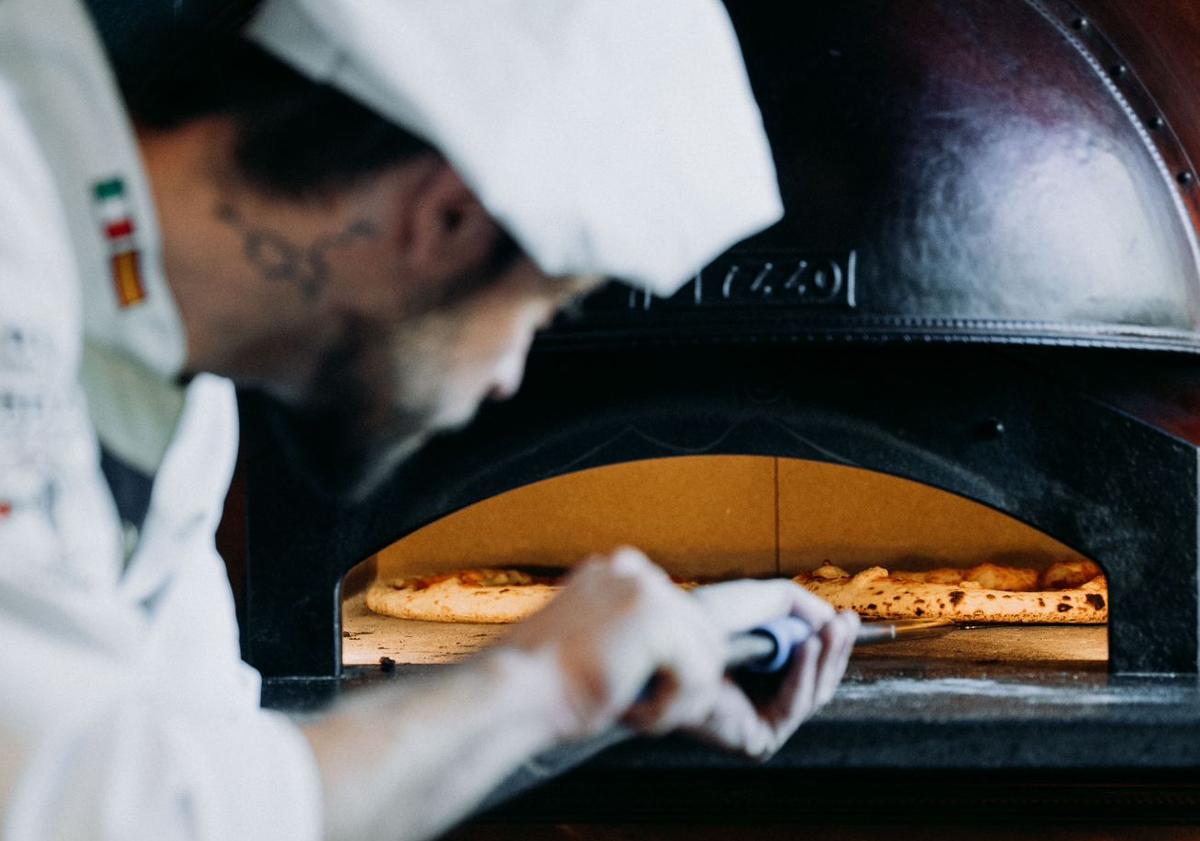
top-left (1179, 171), bottom-right (1195, 187)
top-left (974, 418), bottom-right (1006, 439)
top-left (1070, 17), bottom-right (1088, 31)
top-left (1149, 116), bottom-right (1167, 131)
top-left (1110, 64), bottom-right (1128, 79)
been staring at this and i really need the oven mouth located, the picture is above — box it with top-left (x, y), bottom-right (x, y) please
top-left (340, 455), bottom-right (1108, 673)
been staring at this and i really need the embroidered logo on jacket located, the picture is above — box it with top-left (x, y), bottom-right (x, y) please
top-left (92, 177), bottom-right (146, 308)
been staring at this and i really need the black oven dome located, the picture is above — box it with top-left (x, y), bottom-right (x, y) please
top-left (548, 0), bottom-right (1200, 353)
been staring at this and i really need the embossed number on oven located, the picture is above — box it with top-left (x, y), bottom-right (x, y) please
top-left (625, 250), bottom-right (858, 311)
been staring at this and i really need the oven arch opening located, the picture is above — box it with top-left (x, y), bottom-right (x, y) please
top-left (241, 347), bottom-right (1196, 678)
top-left (341, 455), bottom-right (1108, 671)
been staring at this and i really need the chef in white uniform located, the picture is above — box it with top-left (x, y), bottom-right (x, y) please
top-left (0, 1), bottom-right (860, 840)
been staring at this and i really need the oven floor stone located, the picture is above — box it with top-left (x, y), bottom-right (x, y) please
top-left (264, 658), bottom-right (1200, 771)
top-left (341, 590), bottom-right (1111, 667)
top-left (262, 662), bottom-right (1200, 823)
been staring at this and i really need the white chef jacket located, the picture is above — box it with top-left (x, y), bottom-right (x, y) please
top-left (0, 1), bottom-right (322, 839)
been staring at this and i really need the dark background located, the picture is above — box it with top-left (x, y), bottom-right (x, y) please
top-left (84, 0), bottom-right (256, 78)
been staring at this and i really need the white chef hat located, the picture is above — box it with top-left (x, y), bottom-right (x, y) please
top-left (246, 0), bottom-right (783, 297)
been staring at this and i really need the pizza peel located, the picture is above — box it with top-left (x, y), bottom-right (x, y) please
top-left (477, 615), bottom-right (958, 814)
top-left (723, 616), bottom-right (957, 672)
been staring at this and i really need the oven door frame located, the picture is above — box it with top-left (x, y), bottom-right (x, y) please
top-left (237, 346), bottom-right (1200, 679)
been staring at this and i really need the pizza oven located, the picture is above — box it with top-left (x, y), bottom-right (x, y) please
top-left (222, 0), bottom-right (1200, 830)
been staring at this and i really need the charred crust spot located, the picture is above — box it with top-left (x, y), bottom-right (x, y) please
top-left (1057, 603), bottom-right (1072, 613)
top-left (915, 608), bottom-right (925, 616)
top-left (949, 591), bottom-right (965, 606)
top-left (915, 598), bottom-right (926, 605)
top-left (867, 603), bottom-right (877, 610)
top-left (1062, 595), bottom-right (1072, 601)
top-left (893, 595), bottom-right (903, 601)
top-left (1086, 594), bottom-right (1106, 610)
top-left (1038, 599), bottom-right (1045, 607)
top-left (986, 594), bottom-right (996, 600)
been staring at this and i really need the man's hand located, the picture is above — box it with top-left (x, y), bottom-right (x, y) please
top-left (503, 547), bottom-right (859, 760)
top-left (304, 550), bottom-right (856, 841)
top-left (684, 579), bottom-right (859, 760)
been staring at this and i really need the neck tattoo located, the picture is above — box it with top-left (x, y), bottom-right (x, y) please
top-left (215, 202), bottom-right (379, 302)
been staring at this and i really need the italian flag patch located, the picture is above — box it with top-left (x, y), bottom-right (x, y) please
top-left (93, 177), bottom-right (146, 308)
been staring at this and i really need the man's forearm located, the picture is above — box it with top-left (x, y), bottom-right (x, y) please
top-left (302, 647), bottom-right (568, 841)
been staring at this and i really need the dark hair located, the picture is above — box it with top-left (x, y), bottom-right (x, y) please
top-left (107, 4), bottom-right (525, 277)
top-left (121, 28), bottom-right (435, 198)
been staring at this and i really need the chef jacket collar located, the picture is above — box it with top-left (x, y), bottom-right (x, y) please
top-left (7, 0), bottom-right (190, 382)
top-left (247, 0), bottom-right (784, 297)
top-left (3, 0), bottom-right (191, 472)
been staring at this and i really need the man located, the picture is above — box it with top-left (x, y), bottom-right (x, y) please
top-left (0, 0), bottom-right (860, 839)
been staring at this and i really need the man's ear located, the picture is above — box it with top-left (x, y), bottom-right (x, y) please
top-left (402, 161), bottom-right (500, 281)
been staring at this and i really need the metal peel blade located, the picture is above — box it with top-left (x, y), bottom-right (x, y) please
top-left (855, 617), bottom-right (958, 644)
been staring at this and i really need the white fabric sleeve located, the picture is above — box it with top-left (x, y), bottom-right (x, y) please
top-left (0, 472), bottom-right (325, 841)
top-left (0, 574), bottom-right (323, 841)
top-left (0, 75), bottom-right (323, 841)
top-left (6, 700), bottom-right (320, 841)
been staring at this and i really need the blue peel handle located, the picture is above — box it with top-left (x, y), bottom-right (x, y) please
top-left (742, 616), bottom-right (815, 674)
top-left (637, 615), bottom-right (816, 702)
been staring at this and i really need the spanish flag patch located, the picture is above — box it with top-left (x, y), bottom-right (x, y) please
top-left (92, 177), bottom-right (146, 309)
top-left (111, 251), bottom-right (146, 308)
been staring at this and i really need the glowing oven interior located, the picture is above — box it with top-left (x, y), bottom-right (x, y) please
top-left (341, 456), bottom-right (1107, 669)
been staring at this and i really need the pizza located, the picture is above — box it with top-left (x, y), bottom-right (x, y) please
top-left (366, 560), bottom-right (1108, 625)
top-left (366, 568), bottom-right (564, 624)
top-left (366, 567), bottom-right (702, 624)
top-left (794, 560), bottom-right (1107, 623)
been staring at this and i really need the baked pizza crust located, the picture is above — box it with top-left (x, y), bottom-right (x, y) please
top-left (366, 569), bottom-right (562, 624)
top-left (365, 568), bottom-right (703, 624)
top-left (366, 561), bottom-right (1108, 626)
top-left (795, 562), bottom-right (1107, 624)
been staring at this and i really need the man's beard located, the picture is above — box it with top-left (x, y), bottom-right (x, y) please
top-left (266, 318), bottom-right (444, 504)
top-left (258, 240), bottom-right (519, 503)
